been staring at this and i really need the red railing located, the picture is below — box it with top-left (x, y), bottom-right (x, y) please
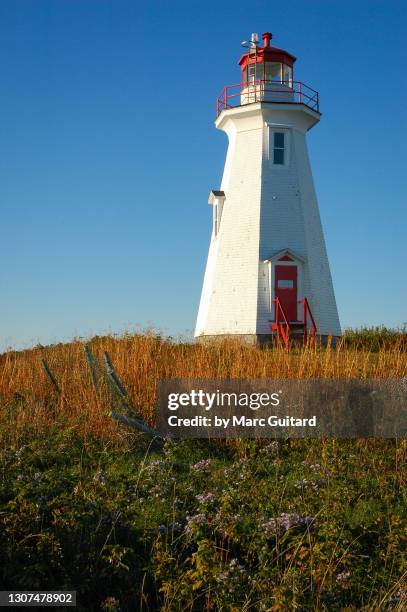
top-left (270, 296), bottom-right (318, 350)
top-left (216, 80), bottom-right (320, 116)
top-left (299, 297), bottom-right (317, 345)
top-left (271, 297), bottom-right (291, 351)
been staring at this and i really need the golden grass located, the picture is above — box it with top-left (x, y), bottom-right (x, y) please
top-left (1, 332), bottom-right (406, 442)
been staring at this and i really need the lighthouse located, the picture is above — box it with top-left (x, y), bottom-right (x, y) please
top-left (195, 31), bottom-right (341, 345)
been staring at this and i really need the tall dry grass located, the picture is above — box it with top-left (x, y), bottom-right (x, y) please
top-left (1, 331), bottom-right (406, 442)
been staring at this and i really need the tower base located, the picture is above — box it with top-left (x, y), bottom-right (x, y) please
top-left (196, 334), bottom-right (340, 348)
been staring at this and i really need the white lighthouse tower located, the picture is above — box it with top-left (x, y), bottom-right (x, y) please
top-left (195, 31), bottom-right (341, 345)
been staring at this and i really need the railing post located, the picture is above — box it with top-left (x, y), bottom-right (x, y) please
top-left (273, 297), bottom-right (291, 351)
top-left (303, 299), bottom-right (307, 344)
top-left (298, 81), bottom-right (302, 104)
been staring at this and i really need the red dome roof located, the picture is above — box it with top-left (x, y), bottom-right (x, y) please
top-left (238, 32), bottom-right (296, 70)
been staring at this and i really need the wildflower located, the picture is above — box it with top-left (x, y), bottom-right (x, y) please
top-left (196, 492), bottom-right (216, 506)
top-left (261, 512), bottom-right (315, 535)
top-left (238, 456), bottom-right (250, 463)
top-left (336, 571), bottom-right (351, 588)
top-left (229, 558), bottom-right (245, 570)
top-left (191, 459), bottom-right (213, 473)
top-left (216, 570), bottom-right (229, 583)
top-left (259, 441), bottom-right (280, 455)
top-left (302, 461), bottom-right (332, 476)
top-left (294, 478), bottom-right (326, 492)
top-left (388, 587), bottom-right (407, 604)
top-left (295, 478), bottom-right (310, 489)
top-left (145, 459), bottom-right (164, 471)
top-left (185, 513), bottom-right (207, 536)
top-left (149, 484), bottom-right (162, 498)
top-left (216, 558), bottom-right (247, 594)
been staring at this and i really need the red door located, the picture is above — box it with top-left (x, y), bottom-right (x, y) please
top-left (275, 265), bottom-right (298, 321)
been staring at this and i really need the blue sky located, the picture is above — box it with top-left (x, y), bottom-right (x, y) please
top-left (1, 0), bottom-right (406, 350)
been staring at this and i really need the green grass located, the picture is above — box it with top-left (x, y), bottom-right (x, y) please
top-left (1, 425), bottom-right (405, 610)
top-left (342, 326), bottom-right (407, 351)
top-left (1, 328), bottom-right (406, 610)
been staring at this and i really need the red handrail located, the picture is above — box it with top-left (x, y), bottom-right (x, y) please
top-left (299, 297), bottom-right (317, 345)
top-left (270, 296), bottom-right (317, 350)
top-left (216, 80), bottom-right (320, 116)
top-left (271, 297), bottom-right (291, 351)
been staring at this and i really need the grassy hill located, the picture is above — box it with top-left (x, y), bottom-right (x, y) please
top-left (0, 330), bottom-right (406, 610)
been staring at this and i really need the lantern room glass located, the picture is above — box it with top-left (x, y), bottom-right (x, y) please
top-left (283, 65), bottom-right (293, 86)
top-left (264, 62), bottom-right (293, 87)
top-left (246, 63), bottom-right (263, 84)
top-left (265, 62), bottom-right (282, 82)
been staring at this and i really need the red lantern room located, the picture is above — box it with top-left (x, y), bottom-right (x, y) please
top-left (239, 32), bottom-right (296, 88)
top-left (216, 32), bottom-right (319, 116)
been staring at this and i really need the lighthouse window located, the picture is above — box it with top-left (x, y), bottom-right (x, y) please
top-left (248, 65), bottom-right (254, 83)
top-left (283, 65), bottom-right (292, 86)
top-left (265, 62), bottom-right (282, 82)
top-left (273, 132), bottom-right (285, 165)
top-left (248, 63), bottom-right (260, 83)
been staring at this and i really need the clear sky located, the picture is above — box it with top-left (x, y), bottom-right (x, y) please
top-left (1, 0), bottom-right (406, 350)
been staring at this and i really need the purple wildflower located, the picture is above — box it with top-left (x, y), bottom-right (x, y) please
top-left (336, 571), bottom-right (351, 588)
top-left (295, 478), bottom-right (327, 492)
top-left (261, 512), bottom-right (315, 535)
top-left (196, 492), bottom-right (216, 506)
top-left (191, 459), bottom-right (213, 473)
top-left (216, 558), bottom-right (247, 594)
top-left (185, 513), bottom-right (208, 536)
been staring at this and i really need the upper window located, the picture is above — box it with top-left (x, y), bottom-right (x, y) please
top-left (265, 62), bottom-right (282, 82)
top-left (247, 63), bottom-right (262, 83)
top-left (273, 132), bottom-right (285, 165)
top-left (282, 65), bottom-right (293, 87)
